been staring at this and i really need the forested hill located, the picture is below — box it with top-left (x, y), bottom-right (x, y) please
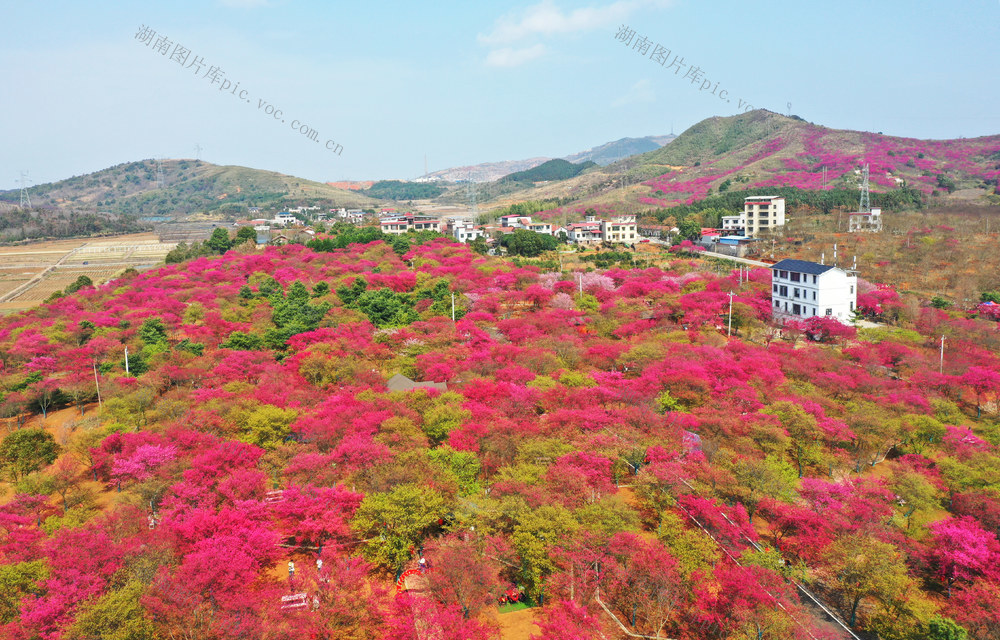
top-left (0, 159), bottom-right (378, 220)
top-left (0, 236), bottom-right (998, 639)
top-left (503, 158), bottom-right (598, 183)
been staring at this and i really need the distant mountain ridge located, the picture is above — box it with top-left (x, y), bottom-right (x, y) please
top-left (503, 159), bottom-right (598, 183)
top-left (420, 158), bottom-right (550, 183)
top-left (564, 135), bottom-right (676, 165)
top-left (417, 134), bottom-right (673, 183)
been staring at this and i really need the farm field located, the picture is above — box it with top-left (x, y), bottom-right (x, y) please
top-left (0, 233), bottom-right (176, 314)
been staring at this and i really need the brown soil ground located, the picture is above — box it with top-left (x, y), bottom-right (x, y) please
top-left (491, 607), bottom-right (541, 640)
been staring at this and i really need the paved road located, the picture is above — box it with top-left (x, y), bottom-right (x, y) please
top-left (699, 250), bottom-right (771, 267)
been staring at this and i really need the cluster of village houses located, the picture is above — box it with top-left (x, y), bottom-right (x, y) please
top-left (237, 194), bottom-right (872, 326)
top-left (382, 212), bottom-right (645, 246)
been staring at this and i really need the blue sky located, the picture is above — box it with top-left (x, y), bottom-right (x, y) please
top-left (2, 0), bottom-right (999, 190)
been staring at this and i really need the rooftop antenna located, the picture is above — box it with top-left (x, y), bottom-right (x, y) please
top-left (194, 144), bottom-right (202, 160)
top-left (859, 163), bottom-right (871, 213)
top-left (18, 171), bottom-right (32, 209)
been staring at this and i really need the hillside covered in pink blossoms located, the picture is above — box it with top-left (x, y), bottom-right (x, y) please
top-left (634, 111), bottom-right (1000, 207)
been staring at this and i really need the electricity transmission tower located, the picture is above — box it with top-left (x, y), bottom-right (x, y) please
top-left (18, 171), bottom-right (32, 209)
top-left (156, 158), bottom-right (165, 189)
top-left (467, 172), bottom-right (478, 220)
top-left (858, 163), bottom-right (871, 212)
top-left (194, 144), bottom-right (202, 160)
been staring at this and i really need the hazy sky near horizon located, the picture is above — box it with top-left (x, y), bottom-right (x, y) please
top-left (2, 0), bottom-right (999, 190)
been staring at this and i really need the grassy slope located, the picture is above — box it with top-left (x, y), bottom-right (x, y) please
top-left (0, 160), bottom-right (379, 218)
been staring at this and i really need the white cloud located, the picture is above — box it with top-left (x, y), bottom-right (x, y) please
top-left (485, 44), bottom-right (547, 68)
top-left (612, 78), bottom-right (655, 107)
top-left (479, 0), bottom-right (670, 46)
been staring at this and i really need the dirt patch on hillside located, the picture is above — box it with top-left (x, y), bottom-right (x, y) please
top-left (491, 606), bottom-right (540, 640)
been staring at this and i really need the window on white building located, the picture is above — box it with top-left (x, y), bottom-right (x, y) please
top-left (825, 308), bottom-right (832, 315)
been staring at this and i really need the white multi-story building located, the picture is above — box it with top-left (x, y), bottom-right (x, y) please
top-left (769, 258), bottom-right (857, 324)
top-left (721, 215), bottom-right (743, 232)
top-left (380, 214), bottom-right (441, 235)
top-left (601, 217), bottom-right (638, 244)
top-left (849, 207), bottom-right (883, 233)
top-left (499, 214), bottom-right (531, 229)
top-left (742, 196), bottom-right (785, 237)
top-left (272, 212), bottom-right (301, 226)
top-left (567, 222), bottom-right (602, 245)
top-left (452, 221), bottom-right (484, 243)
top-left (527, 222), bottom-right (553, 235)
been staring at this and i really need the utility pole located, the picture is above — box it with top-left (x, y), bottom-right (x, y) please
top-left (727, 291), bottom-right (735, 337)
top-left (124, 346), bottom-right (130, 375)
top-left (93, 361), bottom-right (103, 408)
top-left (939, 336), bottom-right (945, 374)
top-left (451, 293), bottom-right (455, 321)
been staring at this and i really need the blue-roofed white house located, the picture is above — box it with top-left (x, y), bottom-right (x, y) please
top-left (769, 258), bottom-right (857, 324)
